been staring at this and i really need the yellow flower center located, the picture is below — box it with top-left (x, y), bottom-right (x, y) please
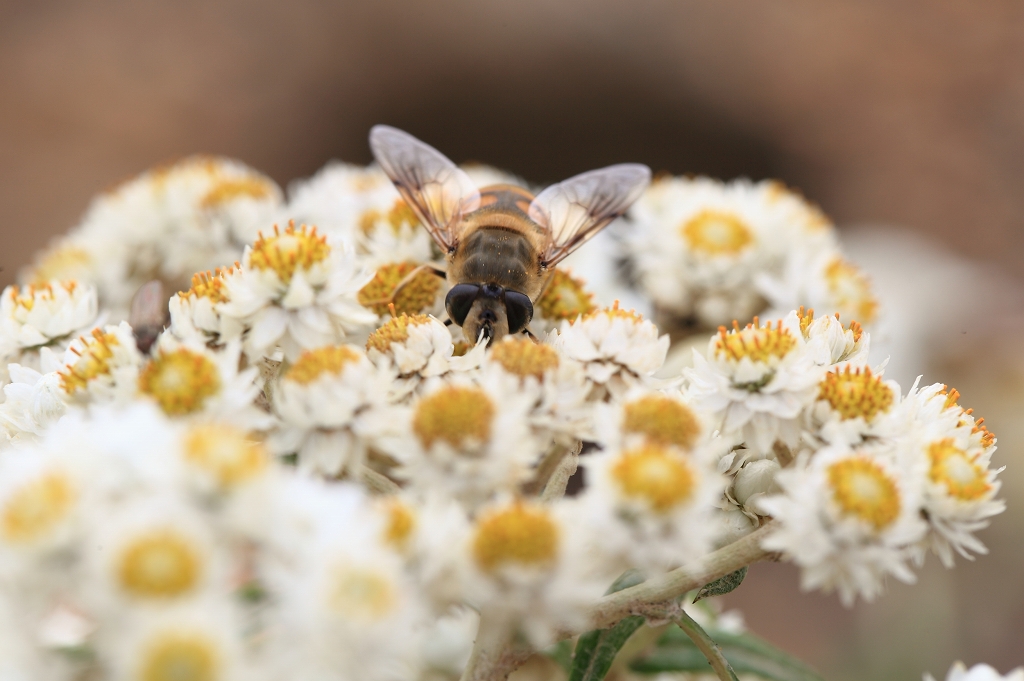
top-left (452, 341), bottom-right (471, 357)
top-left (828, 457), bottom-right (901, 530)
top-left (359, 199), bottom-right (421, 234)
top-left (357, 262), bottom-right (442, 315)
top-left (138, 349), bottom-right (222, 416)
top-left (490, 337), bottom-right (559, 380)
top-left (714, 319), bottom-right (795, 363)
top-left (581, 300), bottom-right (644, 324)
top-left (59, 329), bottom-right (121, 394)
top-left (536, 269), bottom-right (595, 322)
top-left (200, 176), bottom-right (274, 208)
top-left (329, 566), bottom-right (397, 620)
top-left (412, 386), bottom-right (495, 450)
top-left (472, 502), bottom-right (559, 572)
top-left (824, 257), bottom-right (878, 325)
top-left (817, 366), bottom-right (893, 421)
top-left (796, 306), bottom-right (815, 338)
top-left (117, 529), bottom-right (202, 599)
top-left (5, 281), bottom-right (80, 312)
top-left (181, 267), bottom-right (236, 304)
top-left (139, 631), bottom-right (219, 681)
top-left (381, 500), bottom-right (416, 549)
top-left (248, 222), bottom-right (330, 284)
top-left (681, 209), bottom-right (754, 256)
top-left (1, 472), bottom-right (76, 544)
top-left (610, 444), bottom-right (696, 513)
top-left (927, 439), bottom-right (991, 501)
top-left (623, 395), bottom-right (700, 450)
top-left (183, 424), bottom-right (267, 487)
top-left (939, 388), bottom-right (995, 448)
top-left (285, 345), bottom-right (363, 384)
top-left (29, 245), bottom-right (93, 284)
top-left (366, 313), bottom-right (434, 353)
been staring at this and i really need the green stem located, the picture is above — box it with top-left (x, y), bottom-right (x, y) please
top-left (673, 608), bottom-right (740, 681)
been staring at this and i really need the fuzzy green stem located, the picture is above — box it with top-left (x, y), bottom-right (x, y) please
top-left (674, 608), bottom-right (740, 681)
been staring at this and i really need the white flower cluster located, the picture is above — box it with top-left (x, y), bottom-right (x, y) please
top-left (0, 154), bottom-right (1008, 679)
top-left (625, 176), bottom-right (878, 330)
top-left (683, 309), bottom-right (1004, 605)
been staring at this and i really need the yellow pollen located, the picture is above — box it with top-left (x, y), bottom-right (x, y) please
top-left (248, 222), bottom-right (330, 284)
top-left (412, 386), bottom-right (495, 450)
top-left (285, 345), bottom-right (363, 384)
top-left (714, 318), bottom-right (795, 363)
top-left (138, 348), bottom-right (222, 416)
top-left (581, 300), bottom-right (644, 324)
top-left (927, 439), bottom-right (991, 501)
top-left (381, 500), bottom-right (416, 549)
top-left (472, 502), bottom-right (559, 572)
top-left (623, 395), bottom-right (701, 450)
top-left (183, 424), bottom-right (267, 487)
top-left (828, 457), bottom-right (901, 530)
top-left (59, 329), bottom-right (121, 394)
top-left (451, 340), bottom-right (471, 357)
top-left (139, 631), bottom-right (219, 681)
top-left (200, 176), bottom-right (273, 208)
top-left (490, 337), bottom-right (559, 380)
top-left (610, 444), bottom-right (696, 513)
top-left (28, 245), bottom-right (93, 284)
top-left (536, 269), bottom-right (595, 322)
top-left (796, 306), bottom-right (815, 337)
top-left (824, 257), bottom-right (878, 325)
top-left (357, 262), bottom-right (442, 315)
top-left (1, 472), bottom-right (76, 544)
top-left (366, 314), bottom-right (434, 353)
top-left (117, 529), bottom-right (202, 599)
top-left (817, 366), bottom-right (893, 421)
top-left (358, 199), bottom-right (421, 235)
top-left (329, 566), bottom-right (397, 620)
top-left (181, 266), bottom-right (237, 303)
top-left (681, 209), bottom-right (754, 256)
top-left (5, 281), bottom-right (80, 312)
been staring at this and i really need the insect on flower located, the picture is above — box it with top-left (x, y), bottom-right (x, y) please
top-left (369, 126), bottom-right (651, 344)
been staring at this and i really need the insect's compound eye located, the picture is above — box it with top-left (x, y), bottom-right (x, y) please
top-left (445, 284), bottom-right (481, 326)
top-left (503, 290), bottom-right (534, 334)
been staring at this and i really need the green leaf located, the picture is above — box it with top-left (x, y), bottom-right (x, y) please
top-left (567, 569), bottom-right (648, 681)
top-left (631, 627), bottom-right (825, 681)
top-left (693, 566), bottom-right (747, 602)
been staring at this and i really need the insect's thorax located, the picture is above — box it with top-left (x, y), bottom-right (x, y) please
top-left (449, 185), bottom-right (548, 299)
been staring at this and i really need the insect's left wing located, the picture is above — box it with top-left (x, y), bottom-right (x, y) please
top-left (369, 125), bottom-right (480, 252)
top-left (527, 164), bottom-right (651, 268)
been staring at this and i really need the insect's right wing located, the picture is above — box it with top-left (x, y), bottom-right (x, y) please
top-left (527, 163), bottom-right (651, 268)
top-left (369, 125), bottom-right (480, 252)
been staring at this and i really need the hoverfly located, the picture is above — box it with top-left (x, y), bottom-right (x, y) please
top-left (369, 125), bottom-right (650, 344)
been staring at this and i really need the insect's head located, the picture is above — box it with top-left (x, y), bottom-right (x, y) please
top-left (445, 283), bottom-right (533, 345)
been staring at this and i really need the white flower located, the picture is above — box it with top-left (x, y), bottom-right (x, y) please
top-left (552, 303), bottom-right (669, 400)
top-left (0, 359), bottom-right (67, 446)
top-left (56, 322), bottom-right (143, 405)
top-left (685, 312), bottom-right (823, 459)
top-left (578, 441), bottom-right (724, 573)
top-left (375, 374), bottom-right (540, 510)
top-left (760, 444), bottom-right (928, 606)
top-left (899, 383), bottom-right (1004, 567)
top-left (269, 344), bottom-right (394, 476)
top-left (365, 314), bottom-right (456, 403)
top-left (138, 336), bottom-right (272, 432)
top-left (218, 223), bottom-right (377, 362)
top-left (284, 162), bottom-right (402, 243)
top-left (461, 497), bottom-right (613, 646)
top-left (806, 363), bottom-right (904, 447)
top-left (24, 157), bottom-right (281, 319)
top-left (925, 662), bottom-right (1024, 681)
top-left (167, 265), bottom-right (245, 346)
top-left (626, 176), bottom-right (835, 327)
top-left (0, 281), bottom-right (98, 355)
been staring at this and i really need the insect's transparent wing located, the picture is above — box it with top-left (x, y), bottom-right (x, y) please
top-left (369, 125), bottom-right (480, 251)
top-left (528, 163), bottom-right (651, 267)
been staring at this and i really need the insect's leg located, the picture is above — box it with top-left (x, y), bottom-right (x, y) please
top-left (444, 319), bottom-right (453, 327)
top-left (521, 328), bottom-right (539, 343)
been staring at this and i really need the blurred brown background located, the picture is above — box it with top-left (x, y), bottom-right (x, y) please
top-left (2, 2), bottom-right (1023, 679)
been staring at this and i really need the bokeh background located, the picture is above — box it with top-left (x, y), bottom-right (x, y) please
top-left (2, 2), bottom-right (1023, 679)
